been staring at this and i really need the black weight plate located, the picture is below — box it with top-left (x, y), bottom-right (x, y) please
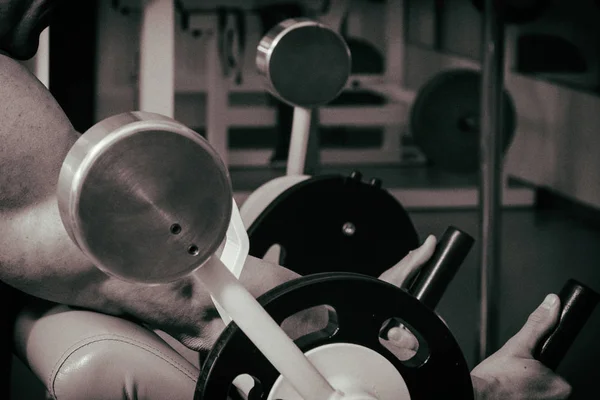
top-left (471, 0), bottom-right (552, 24)
top-left (195, 272), bottom-right (474, 400)
top-left (247, 174), bottom-right (420, 278)
top-left (410, 69), bottom-right (517, 173)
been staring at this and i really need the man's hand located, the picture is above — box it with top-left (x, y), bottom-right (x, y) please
top-left (378, 234), bottom-right (437, 355)
top-left (363, 236), bottom-right (572, 400)
top-left (471, 294), bottom-right (572, 399)
top-left (184, 235), bottom-right (439, 353)
top-left (379, 234), bottom-right (437, 289)
top-left (276, 235), bottom-right (438, 344)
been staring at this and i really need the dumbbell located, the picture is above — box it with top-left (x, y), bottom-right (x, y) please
top-left (59, 111), bottom-right (351, 399)
top-left (256, 17), bottom-right (350, 176)
top-left (244, 19), bottom-right (420, 278)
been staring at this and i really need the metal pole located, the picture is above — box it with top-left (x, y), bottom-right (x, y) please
top-left (477, 0), bottom-right (505, 362)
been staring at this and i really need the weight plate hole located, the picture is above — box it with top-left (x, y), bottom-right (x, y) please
top-left (342, 222), bottom-right (356, 237)
top-left (379, 317), bottom-right (429, 367)
top-left (188, 244), bottom-right (200, 256)
top-left (230, 374), bottom-right (263, 399)
top-left (281, 304), bottom-right (338, 342)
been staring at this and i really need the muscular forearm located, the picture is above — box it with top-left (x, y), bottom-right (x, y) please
top-left (0, 196), bottom-right (113, 310)
top-left (471, 375), bottom-right (494, 400)
top-left (0, 191), bottom-right (302, 353)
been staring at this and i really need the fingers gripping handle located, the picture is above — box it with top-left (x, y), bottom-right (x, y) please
top-left (534, 279), bottom-right (600, 370)
top-left (409, 226), bottom-right (475, 309)
top-left (381, 226), bottom-right (474, 339)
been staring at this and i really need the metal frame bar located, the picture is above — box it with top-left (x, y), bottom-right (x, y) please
top-left (477, 0), bottom-right (505, 362)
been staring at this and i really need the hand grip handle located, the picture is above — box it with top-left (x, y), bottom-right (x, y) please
top-left (534, 279), bottom-right (600, 370)
top-left (380, 226), bottom-right (474, 339)
top-left (409, 226), bottom-right (475, 309)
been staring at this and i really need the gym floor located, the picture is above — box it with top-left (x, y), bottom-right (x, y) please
top-left (9, 173), bottom-right (600, 400)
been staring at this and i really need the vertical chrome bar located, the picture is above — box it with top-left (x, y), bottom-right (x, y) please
top-left (477, 0), bottom-right (505, 362)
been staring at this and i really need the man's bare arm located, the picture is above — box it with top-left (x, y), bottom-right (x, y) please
top-left (0, 54), bottom-right (94, 299)
top-left (0, 53), bottom-right (302, 351)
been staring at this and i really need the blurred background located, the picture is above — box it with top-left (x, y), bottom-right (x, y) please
top-left (12, 0), bottom-right (600, 398)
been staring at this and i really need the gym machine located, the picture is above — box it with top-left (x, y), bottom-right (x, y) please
top-left (57, 4), bottom-right (599, 390)
top-left (57, 1), bottom-right (598, 399)
top-left (57, 110), bottom-right (598, 399)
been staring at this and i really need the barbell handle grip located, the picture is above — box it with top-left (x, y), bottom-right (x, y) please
top-left (380, 226), bottom-right (474, 339)
top-left (409, 226), bottom-right (475, 309)
top-left (534, 279), bottom-right (600, 371)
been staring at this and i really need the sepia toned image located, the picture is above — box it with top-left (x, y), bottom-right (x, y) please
top-left (1, 1), bottom-right (598, 399)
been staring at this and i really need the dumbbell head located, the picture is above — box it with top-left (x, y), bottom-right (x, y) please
top-left (57, 111), bottom-right (233, 284)
top-left (256, 18), bottom-right (351, 108)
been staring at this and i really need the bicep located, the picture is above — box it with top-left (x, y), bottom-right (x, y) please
top-left (0, 54), bottom-right (76, 211)
top-left (0, 53), bottom-right (99, 302)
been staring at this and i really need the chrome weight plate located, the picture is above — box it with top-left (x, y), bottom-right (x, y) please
top-left (257, 18), bottom-right (351, 108)
top-left (57, 112), bottom-right (233, 284)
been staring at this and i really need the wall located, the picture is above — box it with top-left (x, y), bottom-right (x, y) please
top-left (94, 0), bottom-right (600, 209)
top-left (402, 0), bottom-right (600, 210)
top-left (94, 0), bottom-right (392, 125)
